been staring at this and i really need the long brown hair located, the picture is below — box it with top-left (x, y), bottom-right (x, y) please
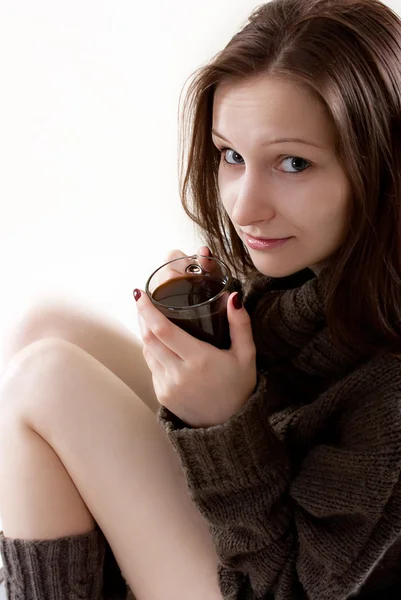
top-left (178, 0), bottom-right (401, 354)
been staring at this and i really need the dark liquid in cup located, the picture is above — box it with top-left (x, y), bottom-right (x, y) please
top-left (152, 273), bottom-right (231, 349)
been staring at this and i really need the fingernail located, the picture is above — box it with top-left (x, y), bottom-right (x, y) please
top-left (133, 289), bottom-right (141, 302)
top-left (232, 292), bottom-right (242, 310)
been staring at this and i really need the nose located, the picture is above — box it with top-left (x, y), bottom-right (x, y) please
top-left (230, 169), bottom-right (275, 228)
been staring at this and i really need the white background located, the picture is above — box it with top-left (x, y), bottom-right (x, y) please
top-left (0, 0), bottom-right (399, 556)
top-left (0, 0), bottom-right (258, 549)
top-left (0, 0), bottom-right (258, 370)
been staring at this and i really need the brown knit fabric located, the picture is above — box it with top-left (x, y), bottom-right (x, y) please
top-left (2, 269), bottom-right (401, 599)
top-left (0, 525), bottom-right (132, 599)
top-left (158, 268), bottom-right (401, 599)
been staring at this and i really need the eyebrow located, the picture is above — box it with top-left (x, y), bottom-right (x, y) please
top-left (211, 128), bottom-right (327, 150)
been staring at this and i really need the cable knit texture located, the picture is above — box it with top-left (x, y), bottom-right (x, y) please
top-left (0, 525), bottom-right (131, 599)
top-left (158, 268), bottom-right (401, 599)
top-left (1, 268), bottom-right (401, 599)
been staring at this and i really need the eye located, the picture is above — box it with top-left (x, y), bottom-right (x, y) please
top-left (279, 157), bottom-right (311, 173)
top-left (220, 148), bottom-right (245, 166)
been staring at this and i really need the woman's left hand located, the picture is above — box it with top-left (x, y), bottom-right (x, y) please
top-left (134, 288), bottom-right (257, 428)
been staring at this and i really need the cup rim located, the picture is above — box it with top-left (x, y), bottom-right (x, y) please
top-left (144, 254), bottom-right (232, 311)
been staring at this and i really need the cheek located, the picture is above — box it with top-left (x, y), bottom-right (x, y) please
top-left (320, 176), bottom-right (351, 235)
top-left (290, 175), bottom-right (350, 234)
top-left (217, 170), bottom-right (235, 213)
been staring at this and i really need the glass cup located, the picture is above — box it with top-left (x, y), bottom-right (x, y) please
top-left (145, 253), bottom-right (242, 349)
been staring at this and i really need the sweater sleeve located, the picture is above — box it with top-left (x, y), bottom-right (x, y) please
top-left (157, 373), bottom-right (401, 600)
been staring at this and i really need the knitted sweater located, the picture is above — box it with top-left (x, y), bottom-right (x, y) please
top-left (157, 268), bottom-right (401, 600)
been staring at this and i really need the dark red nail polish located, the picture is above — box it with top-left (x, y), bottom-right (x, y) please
top-left (133, 289), bottom-right (141, 302)
top-left (233, 292), bottom-right (243, 310)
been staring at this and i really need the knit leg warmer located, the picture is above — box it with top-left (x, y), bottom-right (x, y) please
top-left (0, 526), bottom-right (129, 599)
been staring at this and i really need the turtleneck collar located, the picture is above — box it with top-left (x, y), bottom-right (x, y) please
top-left (244, 267), bottom-right (367, 380)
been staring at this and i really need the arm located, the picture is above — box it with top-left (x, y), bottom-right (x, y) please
top-left (157, 370), bottom-right (401, 600)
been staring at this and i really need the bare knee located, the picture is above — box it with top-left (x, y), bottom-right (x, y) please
top-left (1, 298), bottom-right (159, 416)
top-left (2, 297), bottom-right (84, 368)
top-left (0, 338), bottom-right (71, 417)
top-left (0, 407), bottom-right (96, 539)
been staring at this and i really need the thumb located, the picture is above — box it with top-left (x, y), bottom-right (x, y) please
top-left (227, 292), bottom-right (255, 356)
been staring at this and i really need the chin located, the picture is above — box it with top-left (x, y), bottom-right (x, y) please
top-left (250, 256), bottom-right (312, 279)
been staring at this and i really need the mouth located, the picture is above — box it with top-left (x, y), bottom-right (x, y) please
top-left (243, 233), bottom-right (293, 251)
top-left (244, 234), bottom-right (291, 242)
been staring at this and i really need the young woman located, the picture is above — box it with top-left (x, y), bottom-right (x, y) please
top-left (1, 0), bottom-right (401, 598)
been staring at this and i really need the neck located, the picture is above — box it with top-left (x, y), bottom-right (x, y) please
top-left (309, 261), bottom-right (329, 276)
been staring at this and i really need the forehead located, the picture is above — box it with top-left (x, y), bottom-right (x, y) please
top-left (212, 75), bottom-right (336, 148)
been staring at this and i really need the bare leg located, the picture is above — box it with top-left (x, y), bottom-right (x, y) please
top-left (1, 297), bottom-right (159, 414)
top-left (0, 338), bottom-right (223, 600)
top-left (0, 409), bottom-right (96, 539)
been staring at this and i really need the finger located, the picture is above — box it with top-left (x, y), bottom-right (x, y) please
top-left (139, 313), bottom-right (182, 370)
top-left (196, 247), bottom-right (228, 287)
top-left (197, 245), bottom-right (211, 257)
top-left (197, 245), bottom-right (214, 274)
top-left (149, 250), bottom-right (188, 292)
top-left (142, 344), bottom-right (165, 381)
top-left (136, 289), bottom-right (207, 361)
top-left (162, 249), bottom-right (191, 285)
top-left (152, 250), bottom-right (186, 290)
top-left (227, 292), bottom-right (256, 359)
top-left (165, 248), bottom-right (188, 263)
top-left (138, 314), bottom-right (150, 340)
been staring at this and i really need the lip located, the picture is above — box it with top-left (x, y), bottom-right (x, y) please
top-left (244, 234), bottom-right (292, 250)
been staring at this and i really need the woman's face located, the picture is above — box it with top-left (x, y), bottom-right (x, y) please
top-left (212, 75), bottom-right (350, 277)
